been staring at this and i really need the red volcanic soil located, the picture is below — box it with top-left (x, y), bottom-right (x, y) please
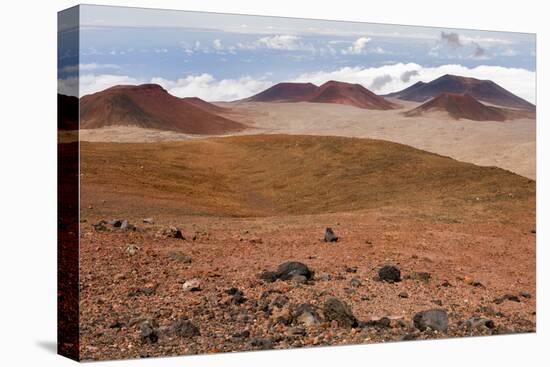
top-left (80, 84), bottom-right (245, 134)
top-left (58, 93), bottom-right (79, 130)
top-left (245, 81), bottom-right (396, 110)
top-left (391, 74), bottom-right (535, 111)
top-left (308, 81), bottom-right (396, 110)
top-left (244, 82), bottom-right (319, 102)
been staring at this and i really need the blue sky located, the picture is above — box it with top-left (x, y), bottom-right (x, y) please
top-left (58, 5), bottom-right (536, 102)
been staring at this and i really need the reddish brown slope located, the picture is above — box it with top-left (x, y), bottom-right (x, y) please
top-left (244, 82), bottom-right (318, 102)
top-left (405, 93), bottom-right (510, 121)
top-left (181, 97), bottom-right (229, 114)
top-left (80, 84), bottom-right (244, 134)
top-left (308, 80), bottom-right (396, 110)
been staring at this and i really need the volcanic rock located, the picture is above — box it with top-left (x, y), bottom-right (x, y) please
top-left (413, 309), bottom-right (449, 332)
top-left (378, 265), bottom-right (401, 282)
top-left (323, 297), bottom-right (358, 328)
top-left (324, 228), bottom-right (339, 242)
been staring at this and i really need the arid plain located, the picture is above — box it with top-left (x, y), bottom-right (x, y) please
top-left (65, 75), bottom-right (536, 360)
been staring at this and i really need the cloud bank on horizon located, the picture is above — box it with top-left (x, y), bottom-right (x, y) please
top-left (58, 5), bottom-right (536, 103)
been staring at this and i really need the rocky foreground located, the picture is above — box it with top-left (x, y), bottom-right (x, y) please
top-left (78, 211), bottom-right (536, 361)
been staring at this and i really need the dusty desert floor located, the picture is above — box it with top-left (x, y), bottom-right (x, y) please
top-left (76, 135), bottom-right (536, 361)
top-left (79, 100), bottom-right (536, 179)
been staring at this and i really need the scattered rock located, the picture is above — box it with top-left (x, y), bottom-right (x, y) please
top-left (249, 337), bottom-right (273, 350)
top-left (182, 278), bottom-right (201, 292)
top-left (318, 273), bottom-right (332, 281)
top-left (440, 280), bottom-right (452, 287)
top-left (324, 228), bottom-right (339, 242)
top-left (272, 295), bottom-right (289, 308)
top-left (169, 252), bottom-right (192, 264)
top-left (92, 221), bottom-right (108, 232)
top-left (171, 318), bottom-right (200, 337)
top-left (287, 326), bottom-right (306, 336)
top-left (140, 320), bottom-right (159, 344)
top-left (520, 291), bottom-right (531, 299)
top-left (494, 294), bottom-right (521, 304)
top-left (345, 266), bottom-right (357, 273)
top-left (398, 291), bottom-right (409, 299)
top-left (125, 244), bottom-right (140, 256)
top-left (461, 317), bottom-right (495, 330)
top-left (143, 218), bottom-right (154, 224)
top-left (232, 330), bottom-right (250, 339)
top-left (225, 288), bottom-right (247, 304)
top-left (360, 317), bottom-right (391, 329)
top-left (277, 261), bottom-right (313, 281)
top-left (378, 265), bottom-right (401, 283)
top-left (271, 307), bottom-right (292, 325)
top-left (350, 277), bottom-right (362, 288)
top-left (162, 227), bottom-right (186, 240)
top-left (323, 297), bottom-right (358, 328)
top-left (405, 272), bottom-right (430, 282)
top-left (120, 220), bottom-right (136, 231)
top-left (260, 271), bottom-right (278, 283)
top-left (291, 274), bottom-right (308, 284)
top-left (432, 299), bottom-right (443, 306)
top-left (293, 304), bottom-right (321, 327)
top-left (413, 309), bottom-right (448, 332)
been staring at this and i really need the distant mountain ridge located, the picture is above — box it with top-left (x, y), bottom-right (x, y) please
top-left (243, 80), bottom-right (396, 110)
top-left (387, 74), bottom-right (534, 111)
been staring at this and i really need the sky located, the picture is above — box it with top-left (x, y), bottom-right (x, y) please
top-left (58, 5), bottom-right (536, 103)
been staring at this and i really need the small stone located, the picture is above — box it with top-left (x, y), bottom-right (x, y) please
top-left (345, 266), bottom-right (357, 273)
top-left (323, 297), bottom-right (358, 328)
top-left (287, 326), bottom-right (306, 336)
top-left (92, 221), bottom-right (107, 232)
top-left (324, 228), bottom-right (339, 242)
top-left (520, 291), bottom-right (531, 299)
top-left (182, 278), bottom-right (201, 292)
top-left (462, 317), bottom-right (495, 330)
top-left (360, 317), bottom-right (391, 329)
top-left (171, 318), bottom-right (200, 337)
top-left (140, 320), bottom-right (159, 344)
top-left (291, 274), bottom-right (308, 284)
top-left (494, 294), bottom-right (521, 304)
top-left (413, 309), bottom-right (448, 332)
top-left (260, 271), bottom-right (278, 283)
top-left (125, 244), bottom-right (140, 256)
top-left (319, 273), bottom-right (332, 281)
top-left (249, 337), bottom-right (273, 350)
top-left (398, 291), bottom-right (409, 298)
top-left (432, 299), bottom-right (443, 306)
top-left (406, 272), bottom-right (431, 282)
top-left (378, 265), bottom-right (401, 282)
top-left (143, 218), bottom-right (154, 224)
top-left (169, 252), bottom-right (192, 264)
top-left (350, 277), bottom-right (362, 288)
top-left (120, 220), bottom-right (136, 231)
top-left (293, 304), bottom-right (321, 327)
top-left (276, 261), bottom-right (313, 281)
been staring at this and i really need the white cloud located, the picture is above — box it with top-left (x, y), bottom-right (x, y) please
top-left (59, 63), bottom-right (535, 104)
top-left (292, 63), bottom-right (535, 103)
top-left (213, 39), bottom-right (223, 50)
top-left (151, 73), bottom-right (271, 101)
top-left (342, 37), bottom-right (371, 55)
top-left (257, 35), bottom-right (303, 50)
top-left (59, 74), bottom-right (145, 97)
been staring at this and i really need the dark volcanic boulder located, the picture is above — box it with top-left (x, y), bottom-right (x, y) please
top-left (140, 320), bottom-right (159, 344)
top-left (323, 297), bottom-right (358, 327)
top-left (276, 261), bottom-right (313, 281)
top-left (324, 228), bottom-right (339, 242)
top-left (379, 265), bottom-right (401, 282)
top-left (413, 309), bottom-right (448, 331)
top-left (293, 303), bottom-right (322, 327)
